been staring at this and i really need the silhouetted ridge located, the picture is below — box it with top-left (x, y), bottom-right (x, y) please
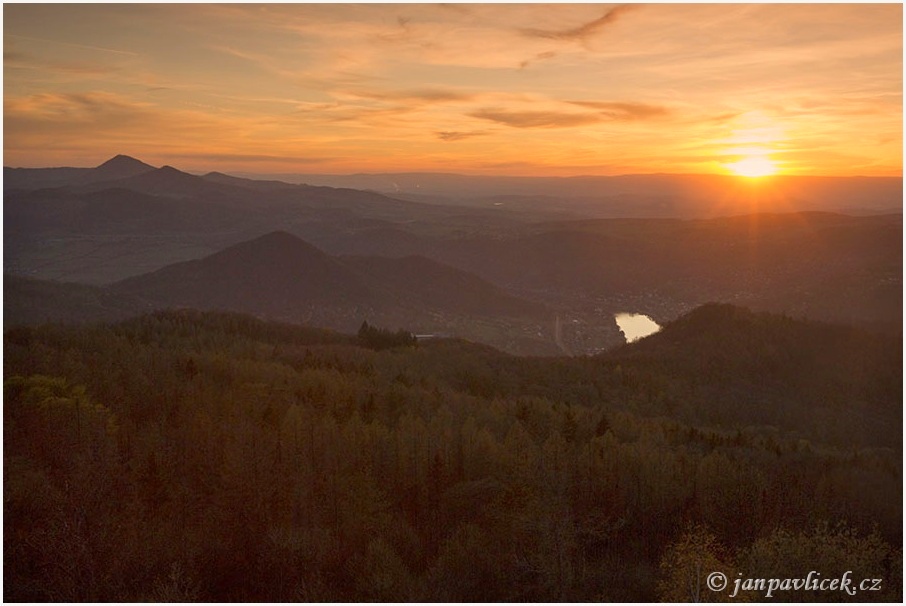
top-left (610, 303), bottom-right (900, 420)
top-left (111, 231), bottom-right (375, 318)
top-left (663, 302), bottom-right (754, 333)
top-left (153, 165), bottom-right (197, 181)
top-left (91, 154), bottom-right (156, 181)
top-left (212, 230), bottom-right (329, 262)
top-left (109, 231), bottom-right (549, 343)
top-left (618, 303), bottom-right (794, 357)
top-left (96, 154), bottom-right (154, 171)
top-left (201, 171), bottom-right (297, 191)
top-left (91, 164), bottom-right (232, 198)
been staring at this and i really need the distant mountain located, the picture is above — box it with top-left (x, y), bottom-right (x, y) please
top-left (202, 171), bottom-right (298, 192)
top-left (5, 186), bottom-right (251, 237)
top-left (409, 212), bottom-right (903, 329)
top-left (110, 232), bottom-right (549, 344)
top-left (79, 165), bottom-right (242, 200)
top-left (3, 154), bottom-right (155, 191)
top-left (5, 156), bottom-right (545, 285)
top-left (113, 231), bottom-right (377, 316)
top-left (5, 155), bottom-right (900, 354)
top-left (89, 154), bottom-right (156, 181)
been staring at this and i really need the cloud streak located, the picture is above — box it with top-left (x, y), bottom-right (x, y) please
top-left (567, 101), bottom-right (671, 120)
top-left (341, 88), bottom-right (476, 104)
top-left (520, 5), bottom-right (636, 42)
top-left (6, 33), bottom-right (140, 57)
top-left (468, 108), bottom-right (603, 129)
top-left (519, 51), bottom-right (557, 70)
top-left (435, 130), bottom-right (487, 141)
top-left (4, 50), bottom-right (118, 78)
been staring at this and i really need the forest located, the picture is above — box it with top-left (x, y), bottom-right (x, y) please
top-left (4, 305), bottom-right (901, 601)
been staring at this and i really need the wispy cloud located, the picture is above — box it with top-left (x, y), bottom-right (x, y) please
top-left (519, 51), bottom-right (557, 70)
top-left (567, 101), bottom-right (671, 120)
top-left (323, 104), bottom-right (416, 126)
top-left (5, 91), bottom-right (243, 158)
top-left (6, 33), bottom-right (140, 57)
top-left (4, 50), bottom-right (118, 78)
top-left (520, 5), bottom-right (636, 42)
top-left (436, 130), bottom-right (487, 142)
top-left (342, 88), bottom-right (476, 104)
top-left (469, 108), bottom-right (603, 129)
top-left (5, 91), bottom-right (152, 122)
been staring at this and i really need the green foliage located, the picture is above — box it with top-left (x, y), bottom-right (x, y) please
top-left (658, 524), bottom-right (736, 602)
top-left (738, 523), bottom-right (899, 602)
top-left (3, 309), bottom-right (901, 601)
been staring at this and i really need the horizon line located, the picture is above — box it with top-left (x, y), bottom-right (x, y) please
top-left (4, 155), bottom-right (902, 182)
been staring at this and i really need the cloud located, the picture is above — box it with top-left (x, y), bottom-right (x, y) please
top-left (5, 91), bottom-right (152, 124)
top-left (343, 88), bottom-right (476, 104)
top-left (4, 91), bottom-right (239, 156)
top-left (376, 15), bottom-right (416, 43)
top-left (4, 51), bottom-right (119, 78)
top-left (209, 43), bottom-right (385, 92)
top-left (519, 51), bottom-right (557, 70)
top-left (5, 33), bottom-right (140, 57)
top-left (323, 105), bottom-right (416, 125)
top-left (703, 112), bottom-right (742, 125)
top-left (318, 88), bottom-right (480, 129)
top-left (435, 130), bottom-right (487, 141)
top-left (468, 108), bottom-right (603, 129)
top-left (567, 101), bottom-right (671, 120)
top-left (520, 5), bottom-right (636, 42)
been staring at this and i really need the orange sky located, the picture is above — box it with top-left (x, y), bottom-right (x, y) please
top-left (4, 3), bottom-right (903, 176)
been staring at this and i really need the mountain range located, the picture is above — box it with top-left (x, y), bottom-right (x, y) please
top-left (4, 154), bottom-right (902, 353)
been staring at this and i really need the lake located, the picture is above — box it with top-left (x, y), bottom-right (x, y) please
top-left (614, 312), bottom-right (661, 343)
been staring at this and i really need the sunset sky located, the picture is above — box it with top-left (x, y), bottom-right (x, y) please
top-left (4, 3), bottom-right (903, 176)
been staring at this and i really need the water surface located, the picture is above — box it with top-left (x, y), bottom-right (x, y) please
top-left (614, 312), bottom-right (661, 343)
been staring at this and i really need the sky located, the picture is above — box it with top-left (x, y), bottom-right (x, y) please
top-left (3, 3), bottom-right (903, 176)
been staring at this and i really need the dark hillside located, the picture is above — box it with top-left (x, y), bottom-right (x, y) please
top-left (113, 231), bottom-right (378, 317)
top-left (106, 232), bottom-right (552, 352)
top-left (343, 254), bottom-right (546, 318)
top-left (606, 304), bottom-right (902, 446)
top-left (4, 275), bottom-right (148, 326)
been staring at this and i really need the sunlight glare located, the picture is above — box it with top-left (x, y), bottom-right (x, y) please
top-left (727, 156), bottom-right (777, 178)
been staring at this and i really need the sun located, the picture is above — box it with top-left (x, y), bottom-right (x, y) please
top-left (727, 155), bottom-right (777, 178)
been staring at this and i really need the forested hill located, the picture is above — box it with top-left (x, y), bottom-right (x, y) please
top-left (5, 305), bottom-right (901, 601)
top-left (604, 303), bottom-right (902, 448)
top-left (111, 230), bottom-right (546, 325)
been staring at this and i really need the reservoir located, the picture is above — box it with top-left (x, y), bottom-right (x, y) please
top-left (614, 312), bottom-right (661, 343)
